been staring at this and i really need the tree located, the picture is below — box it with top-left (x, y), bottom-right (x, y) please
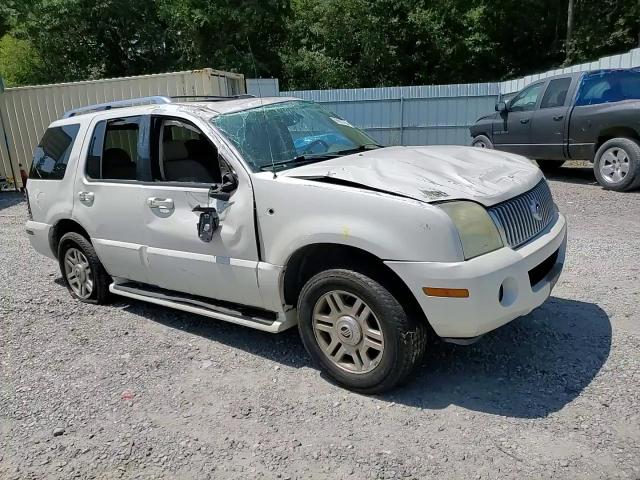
top-left (0, 34), bottom-right (45, 86)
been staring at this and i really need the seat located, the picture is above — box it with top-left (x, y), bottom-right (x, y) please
top-left (184, 139), bottom-right (222, 183)
top-left (102, 148), bottom-right (136, 180)
top-left (163, 140), bottom-right (214, 183)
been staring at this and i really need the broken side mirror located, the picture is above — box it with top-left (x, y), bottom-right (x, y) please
top-left (208, 173), bottom-right (238, 201)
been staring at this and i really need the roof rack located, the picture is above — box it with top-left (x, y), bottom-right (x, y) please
top-left (62, 94), bottom-right (256, 118)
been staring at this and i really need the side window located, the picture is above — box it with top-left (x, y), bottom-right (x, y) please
top-left (151, 117), bottom-right (223, 184)
top-left (30, 124), bottom-right (80, 180)
top-left (509, 83), bottom-right (545, 112)
top-left (86, 117), bottom-right (142, 181)
top-left (576, 70), bottom-right (640, 106)
top-left (540, 78), bottom-right (572, 109)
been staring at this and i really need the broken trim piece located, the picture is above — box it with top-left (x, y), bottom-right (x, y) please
top-left (293, 175), bottom-right (422, 202)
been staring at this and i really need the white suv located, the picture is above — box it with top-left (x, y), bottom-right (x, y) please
top-left (25, 95), bottom-right (567, 392)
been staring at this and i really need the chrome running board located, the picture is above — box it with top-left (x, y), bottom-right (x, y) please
top-left (109, 281), bottom-right (297, 333)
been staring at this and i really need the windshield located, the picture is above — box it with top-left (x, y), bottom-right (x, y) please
top-left (210, 100), bottom-right (380, 171)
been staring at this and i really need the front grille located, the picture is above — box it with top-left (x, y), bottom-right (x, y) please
top-left (489, 180), bottom-right (556, 249)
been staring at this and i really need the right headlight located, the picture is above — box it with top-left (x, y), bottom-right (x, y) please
top-left (438, 201), bottom-right (503, 260)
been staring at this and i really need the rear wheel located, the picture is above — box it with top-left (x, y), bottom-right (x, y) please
top-left (58, 232), bottom-right (111, 304)
top-left (593, 137), bottom-right (640, 191)
top-left (297, 269), bottom-right (427, 393)
top-left (536, 160), bottom-right (565, 172)
top-left (472, 134), bottom-right (493, 149)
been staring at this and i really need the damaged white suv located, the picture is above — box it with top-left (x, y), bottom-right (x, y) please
top-left (26, 95), bottom-right (566, 393)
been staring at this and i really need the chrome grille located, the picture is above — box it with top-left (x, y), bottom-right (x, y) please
top-left (489, 180), bottom-right (556, 249)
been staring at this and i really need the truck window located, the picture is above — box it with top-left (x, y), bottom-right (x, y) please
top-left (151, 118), bottom-right (223, 184)
top-left (30, 124), bottom-right (80, 180)
top-left (86, 117), bottom-right (143, 181)
top-left (540, 78), bottom-right (572, 108)
top-left (509, 83), bottom-right (545, 112)
top-left (576, 70), bottom-right (640, 106)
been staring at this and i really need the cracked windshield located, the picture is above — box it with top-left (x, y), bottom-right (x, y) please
top-left (211, 100), bottom-right (380, 171)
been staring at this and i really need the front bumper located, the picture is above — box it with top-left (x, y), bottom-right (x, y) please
top-left (385, 213), bottom-right (567, 339)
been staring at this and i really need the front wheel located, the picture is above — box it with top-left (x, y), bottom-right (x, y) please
top-left (593, 137), bottom-right (640, 191)
top-left (471, 134), bottom-right (493, 149)
top-left (297, 269), bottom-right (427, 393)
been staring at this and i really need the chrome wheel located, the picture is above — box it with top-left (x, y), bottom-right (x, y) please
top-left (64, 247), bottom-right (93, 299)
top-left (312, 290), bottom-right (384, 374)
top-left (600, 147), bottom-right (630, 184)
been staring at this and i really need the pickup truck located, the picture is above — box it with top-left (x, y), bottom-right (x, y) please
top-left (470, 68), bottom-right (640, 191)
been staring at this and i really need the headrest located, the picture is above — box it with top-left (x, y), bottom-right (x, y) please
top-left (163, 140), bottom-right (189, 161)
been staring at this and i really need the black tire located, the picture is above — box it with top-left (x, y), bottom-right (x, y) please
top-left (471, 134), bottom-right (493, 149)
top-left (57, 232), bottom-right (111, 304)
top-left (536, 160), bottom-right (566, 172)
top-left (297, 269), bottom-right (427, 394)
top-left (593, 137), bottom-right (640, 192)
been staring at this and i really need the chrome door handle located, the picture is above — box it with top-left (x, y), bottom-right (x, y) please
top-left (147, 197), bottom-right (174, 210)
top-left (78, 191), bottom-right (94, 206)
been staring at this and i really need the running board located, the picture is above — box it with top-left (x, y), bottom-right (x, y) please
top-left (109, 282), bottom-right (297, 333)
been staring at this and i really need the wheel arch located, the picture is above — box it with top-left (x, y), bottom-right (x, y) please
top-left (282, 243), bottom-right (430, 329)
top-left (49, 218), bottom-right (91, 257)
top-left (595, 127), bottom-right (640, 155)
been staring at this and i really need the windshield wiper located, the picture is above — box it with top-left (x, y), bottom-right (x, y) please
top-left (259, 153), bottom-right (340, 172)
top-left (330, 143), bottom-right (383, 156)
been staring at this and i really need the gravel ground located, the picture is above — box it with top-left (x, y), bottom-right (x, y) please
top-left (1, 162), bottom-right (639, 479)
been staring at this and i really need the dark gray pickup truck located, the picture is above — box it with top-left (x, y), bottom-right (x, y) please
top-left (470, 68), bottom-right (640, 191)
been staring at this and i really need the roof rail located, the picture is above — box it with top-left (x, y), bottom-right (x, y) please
top-left (63, 96), bottom-right (172, 118)
top-left (62, 94), bottom-right (256, 118)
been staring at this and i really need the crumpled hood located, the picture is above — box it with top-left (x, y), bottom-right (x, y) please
top-left (282, 145), bottom-right (543, 206)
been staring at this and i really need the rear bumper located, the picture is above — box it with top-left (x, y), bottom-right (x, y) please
top-left (386, 213), bottom-right (567, 338)
top-left (25, 221), bottom-right (56, 260)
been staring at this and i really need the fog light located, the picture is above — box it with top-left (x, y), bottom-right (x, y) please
top-left (423, 287), bottom-right (470, 298)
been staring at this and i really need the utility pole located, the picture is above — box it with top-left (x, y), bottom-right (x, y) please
top-left (566, 0), bottom-right (575, 64)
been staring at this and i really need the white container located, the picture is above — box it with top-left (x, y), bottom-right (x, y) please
top-left (0, 69), bottom-right (245, 187)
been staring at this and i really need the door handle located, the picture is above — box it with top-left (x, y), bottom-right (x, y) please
top-left (147, 197), bottom-right (174, 210)
top-left (553, 115), bottom-right (564, 121)
top-left (78, 191), bottom-right (94, 206)
top-left (520, 118), bottom-right (530, 124)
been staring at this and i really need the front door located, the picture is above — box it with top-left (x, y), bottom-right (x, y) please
top-left (530, 77), bottom-right (575, 160)
top-left (492, 81), bottom-right (545, 156)
top-left (139, 116), bottom-right (264, 308)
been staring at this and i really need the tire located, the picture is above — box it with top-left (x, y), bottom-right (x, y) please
top-left (297, 269), bottom-right (427, 393)
top-left (471, 134), bottom-right (493, 149)
top-left (536, 160), bottom-right (566, 172)
top-left (57, 232), bottom-right (111, 304)
top-left (593, 137), bottom-right (640, 192)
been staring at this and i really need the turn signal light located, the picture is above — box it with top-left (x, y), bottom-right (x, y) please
top-left (422, 287), bottom-right (470, 298)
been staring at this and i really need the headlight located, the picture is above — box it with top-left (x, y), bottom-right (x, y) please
top-left (438, 201), bottom-right (503, 260)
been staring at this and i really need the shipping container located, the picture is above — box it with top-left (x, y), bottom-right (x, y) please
top-left (0, 69), bottom-right (245, 188)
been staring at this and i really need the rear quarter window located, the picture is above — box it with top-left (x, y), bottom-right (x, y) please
top-left (30, 124), bottom-right (81, 180)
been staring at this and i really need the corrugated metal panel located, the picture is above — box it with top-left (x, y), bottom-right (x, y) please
top-left (0, 69), bottom-right (245, 187)
top-left (277, 48), bottom-right (640, 148)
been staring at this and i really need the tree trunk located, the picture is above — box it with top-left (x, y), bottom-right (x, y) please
top-left (566, 0), bottom-right (575, 64)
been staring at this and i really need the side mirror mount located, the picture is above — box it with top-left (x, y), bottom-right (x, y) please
top-left (208, 172), bottom-right (238, 201)
top-left (495, 101), bottom-right (508, 113)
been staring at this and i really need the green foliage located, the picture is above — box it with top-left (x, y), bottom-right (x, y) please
top-left (0, 34), bottom-right (45, 86)
top-left (1, 0), bottom-right (638, 89)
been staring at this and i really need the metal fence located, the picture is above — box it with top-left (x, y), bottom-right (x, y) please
top-left (0, 69), bottom-right (245, 189)
top-left (249, 47), bottom-right (640, 148)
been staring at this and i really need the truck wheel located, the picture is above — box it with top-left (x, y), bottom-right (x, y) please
top-left (472, 135), bottom-right (493, 149)
top-left (58, 232), bottom-right (111, 304)
top-left (297, 269), bottom-right (427, 393)
top-left (536, 160), bottom-right (565, 172)
top-left (593, 138), bottom-right (640, 192)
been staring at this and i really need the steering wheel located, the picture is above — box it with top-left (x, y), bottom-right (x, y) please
top-left (301, 139), bottom-right (330, 155)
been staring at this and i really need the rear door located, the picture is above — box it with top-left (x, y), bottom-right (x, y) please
top-left (72, 115), bottom-right (150, 283)
top-left (529, 76), bottom-right (576, 160)
top-left (138, 115), bottom-right (263, 308)
top-left (492, 81), bottom-right (545, 156)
